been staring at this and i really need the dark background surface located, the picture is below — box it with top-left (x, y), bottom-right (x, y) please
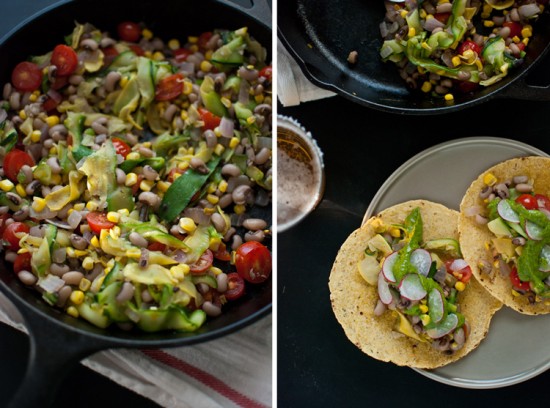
top-left (0, 0), bottom-right (270, 407)
top-left (277, 20), bottom-right (550, 408)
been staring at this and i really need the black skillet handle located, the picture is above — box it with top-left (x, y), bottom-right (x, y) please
top-left (220, 0), bottom-right (272, 29)
top-left (6, 306), bottom-right (114, 408)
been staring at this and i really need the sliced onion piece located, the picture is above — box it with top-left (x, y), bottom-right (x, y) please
top-left (525, 220), bottom-right (544, 241)
top-left (381, 251), bottom-right (398, 283)
top-left (378, 272), bottom-right (393, 305)
top-left (428, 288), bottom-right (444, 324)
top-left (399, 274), bottom-right (427, 301)
top-left (410, 248), bottom-right (431, 276)
top-left (497, 199), bottom-right (520, 223)
top-left (426, 313), bottom-right (459, 339)
top-left (539, 245), bottom-right (550, 272)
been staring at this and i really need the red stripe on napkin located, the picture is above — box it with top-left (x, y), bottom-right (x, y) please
top-left (141, 349), bottom-right (268, 408)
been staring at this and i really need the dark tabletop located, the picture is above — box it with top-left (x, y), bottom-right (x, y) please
top-left (277, 39), bottom-right (550, 408)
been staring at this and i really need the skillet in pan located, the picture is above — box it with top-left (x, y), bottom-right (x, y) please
top-left (278, 0), bottom-right (550, 114)
top-left (0, 0), bottom-right (272, 406)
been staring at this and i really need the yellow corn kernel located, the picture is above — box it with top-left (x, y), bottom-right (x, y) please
top-left (204, 49), bottom-right (214, 61)
top-left (206, 194), bottom-right (219, 205)
top-left (79, 278), bottom-right (91, 292)
top-left (188, 35), bottom-right (198, 43)
top-left (144, 50), bottom-right (153, 59)
top-left (483, 172), bottom-right (497, 186)
top-left (420, 314), bottom-right (431, 325)
top-left (234, 204), bottom-right (246, 214)
top-left (66, 306), bottom-right (79, 318)
top-left (74, 249), bottom-right (88, 257)
top-left (421, 41), bottom-right (431, 52)
top-left (50, 174), bottom-right (61, 185)
top-left (419, 9), bottom-right (427, 19)
top-left (142, 142), bottom-right (152, 148)
top-left (170, 264), bottom-right (190, 280)
top-left (49, 146), bottom-right (58, 155)
top-left (29, 93), bottom-right (38, 102)
top-left (254, 94), bottom-right (265, 104)
top-left (70, 290), bottom-right (85, 305)
top-left (229, 137), bottom-right (240, 149)
top-left (126, 151), bottom-right (141, 161)
top-left (444, 93), bottom-right (454, 101)
top-left (483, 20), bottom-right (495, 28)
top-left (182, 80), bottom-right (193, 95)
top-left (126, 247), bottom-right (142, 258)
top-left (246, 116), bottom-right (256, 125)
top-left (82, 257), bottom-right (94, 271)
top-left (177, 161), bottom-right (190, 171)
top-left (106, 211), bottom-right (121, 223)
top-left (125, 172), bottom-right (138, 186)
top-left (156, 180), bottom-right (171, 192)
top-left (15, 184), bottom-right (27, 198)
top-left (209, 235), bottom-right (221, 249)
top-left (86, 200), bottom-right (99, 211)
top-left (218, 179), bottom-right (228, 193)
top-left (19, 110), bottom-right (27, 120)
top-left (455, 281), bottom-right (466, 292)
top-left (117, 208), bottom-right (130, 217)
top-left (210, 266), bottom-right (223, 276)
top-left (31, 197), bottom-right (47, 212)
top-left (421, 81), bottom-right (432, 93)
top-left (213, 127), bottom-right (222, 137)
top-left (200, 60), bottom-right (213, 72)
top-left (523, 37), bottom-right (529, 46)
top-left (140, 179), bottom-right (155, 192)
top-left (142, 28), bottom-right (153, 40)
top-left (110, 226), bottom-right (121, 239)
top-left (475, 59), bottom-right (483, 71)
top-left (419, 304), bottom-right (429, 314)
top-left (179, 217), bottom-right (196, 233)
top-left (30, 130), bottom-right (42, 143)
top-left (90, 235), bottom-right (100, 248)
top-left (511, 289), bottom-right (521, 297)
top-left (119, 75), bottom-right (129, 88)
top-left (220, 97), bottom-right (232, 108)
top-left (0, 179), bottom-right (14, 191)
top-left (168, 38), bottom-right (180, 50)
top-left (370, 218), bottom-right (385, 233)
top-left (45, 115), bottom-right (60, 127)
top-left (512, 35), bottom-right (520, 44)
top-left (214, 143), bottom-right (225, 156)
top-left (189, 44), bottom-right (199, 53)
top-left (400, 9), bottom-right (408, 18)
top-left (73, 203), bottom-right (85, 211)
top-left (521, 26), bottom-right (532, 38)
top-left (451, 56), bottom-right (461, 67)
top-left (408, 27), bottom-right (416, 37)
top-left (152, 51), bottom-right (165, 61)
top-left (203, 206), bottom-right (216, 215)
top-left (17, 248), bottom-right (29, 254)
top-left (389, 227), bottom-right (401, 238)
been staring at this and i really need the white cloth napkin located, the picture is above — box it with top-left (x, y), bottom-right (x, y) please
top-left (0, 290), bottom-right (272, 408)
top-left (277, 39), bottom-right (336, 107)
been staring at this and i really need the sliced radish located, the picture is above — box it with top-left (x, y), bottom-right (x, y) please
top-left (382, 251), bottom-right (398, 283)
top-left (497, 199), bottom-right (520, 223)
top-left (378, 272), bottom-right (393, 305)
top-left (539, 245), bottom-right (550, 272)
top-left (427, 288), bottom-right (444, 324)
top-left (426, 313), bottom-right (459, 339)
top-left (410, 248), bottom-right (431, 276)
top-left (399, 274), bottom-right (427, 301)
top-left (525, 220), bottom-right (544, 241)
top-left (449, 258), bottom-right (468, 272)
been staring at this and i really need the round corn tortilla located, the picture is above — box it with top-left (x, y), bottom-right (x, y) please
top-left (329, 199), bottom-right (502, 369)
top-left (459, 156), bottom-right (550, 315)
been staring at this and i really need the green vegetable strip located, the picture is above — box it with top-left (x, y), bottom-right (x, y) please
top-left (393, 207), bottom-right (423, 282)
top-left (158, 155), bottom-right (221, 222)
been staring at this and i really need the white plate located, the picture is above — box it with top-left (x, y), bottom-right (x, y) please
top-left (364, 136), bottom-right (550, 389)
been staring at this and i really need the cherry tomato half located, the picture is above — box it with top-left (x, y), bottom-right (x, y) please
top-left (259, 65), bottom-right (272, 82)
top-left (535, 194), bottom-right (550, 211)
top-left (128, 44), bottom-right (145, 56)
top-left (503, 22), bottom-right (522, 39)
top-left (13, 252), bottom-right (32, 274)
top-left (189, 249), bottom-right (214, 275)
top-left (117, 21), bottom-right (141, 42)
top-left (457, 40), bottom-right (482, 57)
top-left (198, 107), bottom-right (221, 131)
top-left (510, 267), bottom-right (531, 291)
top-left (516, 193), bottom-right (537, 210)
top-left (213, 242), bottom-right (232, 262)
top-left (225, 272), bottom-right (245, 300)
top-left (3, 149), bottom-right (35, 183)
top-left (11, 61), bottom-right (43, 92)
top-left (2, 222), bottom-right (30, 250)
top-left (147, 242), bottom-right (167, 252)
top-left (155, 73), bottom-right (184, 101)
top-left (112, 137), bottom-right (132, 158)
top-left (173, 48), bottom-right (192, 63)
top-left (198, 32), bottom-right (213, 50)
top-left (235, 241), bottom-right (272, 284)
top-left (86, 211), bottom-right (115, 234)
top-left (102, 46), bottom-right (120, 67)
top-left (433, 12), bottom-right (451, 24)
top-left (51, 44), bottom-right (78, 76)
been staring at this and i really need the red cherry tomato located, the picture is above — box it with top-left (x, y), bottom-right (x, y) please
top-left (128, 44), bottom-right (145, 56)
top-left (102, 46), bottom-right (120, 66)
top-left (516, 194), bottom-right (537, 210)
top-left (259, 65), bottom-right (272, 82)
top-left (13, 252), bottom-right (32, 274)
top-left (3, 149), bottom-right (35, 183)
top-left (155, 73), bottom-right (184, 101)
top-left (535, 194), bottom-right (550, 211)
top-left (457, 40), bottom-right (482, 57)
top-left (117, 21), bottom-right (141, 42)
top-left (86, 212), bottom-right (115, 234)
top-left (433, 12), bottom-right (450, 24)
top-left (0, 214), bottom-right (10, 238)
top-left (189, 249), bottom-right (214, 275)
top-left (51, 44), bottom-right (78, 76)
top-left (11, 61), bottom-right (43, 92)
top-left (213, 242), bottom-right (232, 261)
top-left (2, 222), bottom-right (30, 250)
top-left (510, 267), bottom-right (531, 291)
top-left (503, 22), bottom-right (522, 39)
top-left (112, 137), bottom-right (132, 158)
top-left (198, 107), bottom-right (221, 131)
top-left (173, 48), bottom-right (192, 63)
top-left (42, 89), bottom-right (64, 112)
top-left (225, 272), bottom-right (245, 300)
top-left (50, 75), bottom-right (69, 91)
top-left (131, 174), bottom-right (144, 195)
top-left (235, 241), bottom-right (272, 284)
top-left (147, 242), bottom-right (167, 252)
top-left (455, 80), bottom-right (479, 94)
top-left (198, 32), bottom-right (213, 49)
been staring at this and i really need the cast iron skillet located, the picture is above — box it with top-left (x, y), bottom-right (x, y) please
top-left (0, 0), bottom-right (272, 407)
top-left (278, 0), bottom-right (550, 114)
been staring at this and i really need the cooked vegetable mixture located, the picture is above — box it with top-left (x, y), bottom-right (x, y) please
top-left (0, 21), bottom-right (272, 332)
top-left (379, 0), bottom-right (547, 100)
top-left (359, 208), bottom-right (472, 353)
